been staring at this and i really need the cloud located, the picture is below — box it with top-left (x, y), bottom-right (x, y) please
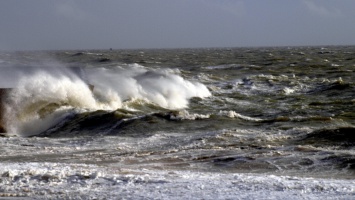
top-left (303, 0), bottom-right (342, 18)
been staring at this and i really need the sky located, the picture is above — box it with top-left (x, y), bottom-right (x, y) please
top-left (0, 0), bottom-right (355, 50)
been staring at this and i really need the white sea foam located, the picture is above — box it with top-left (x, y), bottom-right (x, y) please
top-left (0, 162), bottom-right (354, 199)
top-left (2, 64), bottom-right (211, 136)
top-left (169, 110), bottom-right (210, 120)
top-left (219, 110), bottom-right (263, 122)
top-left (282, 87), bottom-right (296, 95)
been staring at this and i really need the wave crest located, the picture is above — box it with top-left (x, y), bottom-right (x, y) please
top-left (3, 64), bottom-right (211, 136)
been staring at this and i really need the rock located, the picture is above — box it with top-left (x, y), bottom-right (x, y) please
top-left (0, 88), bottom-right (11, 133)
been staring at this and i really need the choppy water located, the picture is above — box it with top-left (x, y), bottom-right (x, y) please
top-left (0, 46), bottom-right (354, 199)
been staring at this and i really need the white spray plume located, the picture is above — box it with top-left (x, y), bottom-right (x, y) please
top-left (3, 63), bottom-right (211, 136)
top-left (87, 64), bottom-right (211, 109)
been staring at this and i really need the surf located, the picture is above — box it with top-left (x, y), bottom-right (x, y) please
top-left (0, 63), bottom-right (211, 137)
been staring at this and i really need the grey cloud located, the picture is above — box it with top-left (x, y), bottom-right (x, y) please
top-left (0, 0), bottom-right (354, 50)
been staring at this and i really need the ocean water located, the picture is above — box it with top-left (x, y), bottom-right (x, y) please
top-left (0, 46), bottom-right (354, 199)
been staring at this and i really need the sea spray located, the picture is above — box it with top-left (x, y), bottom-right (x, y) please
top-left (87, 64), bottom-right (211, 109)
top-left (4, 69), bottom-right (97, 136)
top-left (2, 64), bottom-right (211, 136)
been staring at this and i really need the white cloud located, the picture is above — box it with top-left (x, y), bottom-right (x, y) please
top-left (303, 0), bottom-right (342, 18)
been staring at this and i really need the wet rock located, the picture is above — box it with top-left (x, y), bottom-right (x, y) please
top-left (0, 88), bottom-right (10, 133)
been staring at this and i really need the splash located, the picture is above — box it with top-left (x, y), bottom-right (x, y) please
top-left (3, 68), bottom-right (98, 136)
top-left (2, 64), bottom-right (211, 136)
top-left (87, 64), bottom-right (211, 109)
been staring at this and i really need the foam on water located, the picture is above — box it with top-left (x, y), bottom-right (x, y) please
top-left (219, 110), bottom-right (264, 122)
top-left (0, 162), bottom-right (354, 199)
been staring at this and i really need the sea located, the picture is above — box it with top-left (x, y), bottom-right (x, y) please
top-left (0, 46), bottom-right (354, 199)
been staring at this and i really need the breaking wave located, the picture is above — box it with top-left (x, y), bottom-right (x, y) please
top-left (2, 64), bottom-right (211, 136)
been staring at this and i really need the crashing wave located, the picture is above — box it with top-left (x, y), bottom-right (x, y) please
top-left (1, 64), bottom-right (211, 136)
